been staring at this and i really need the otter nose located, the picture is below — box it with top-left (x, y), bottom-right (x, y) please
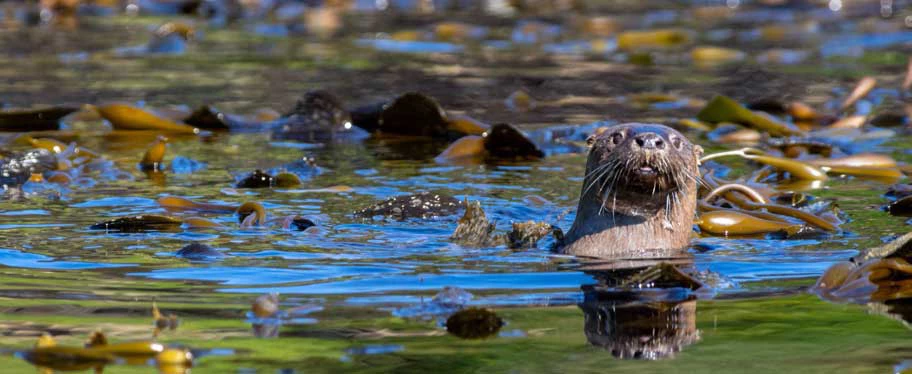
top-left (634, 132), bottom-right (665, 150)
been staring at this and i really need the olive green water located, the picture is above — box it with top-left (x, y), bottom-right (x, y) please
top-left (2, 3), bottom-right (912, 373)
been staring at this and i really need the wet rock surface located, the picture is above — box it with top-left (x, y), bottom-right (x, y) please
top-left (355, 192), bottom-right (463, 220)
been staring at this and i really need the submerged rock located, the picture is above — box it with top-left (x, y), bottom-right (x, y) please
top-left (445, 307), bottom-right (504, 339)
top-left (175, 242), bottom-right (224, 260)
top-left (271, 90), bottom-right (353, 143)
top-left (354, 192), bottom-right (463, 220)
top-left (393, 286), bottom-right (473, 319)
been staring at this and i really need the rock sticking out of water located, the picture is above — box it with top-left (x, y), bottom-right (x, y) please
top-left (354, 192), bottom-right (463, 220)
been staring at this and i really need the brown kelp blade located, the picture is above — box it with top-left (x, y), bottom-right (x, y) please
top-left (617, 29), bottom-right (691, 50)
top-left (839, 77), bottom-right (876, 112)
top-left (701, 148), bottom-right (827, 181)
top-left (697, 95), bottom-right (803, 137)
top-left (695, 210), bottom-right (802, 237)
top-left (95, 104), bottom-right (200, 134)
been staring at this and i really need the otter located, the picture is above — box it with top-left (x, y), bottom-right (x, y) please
top-left (560, 123), bottom-right (702, 259)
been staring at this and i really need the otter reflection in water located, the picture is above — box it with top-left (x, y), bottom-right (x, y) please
top-left (560, 123), bottom-right (702, 259)
top-left (579, 262), bottom-right (704, 360)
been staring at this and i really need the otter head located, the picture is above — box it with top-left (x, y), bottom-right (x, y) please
top-left (582, 123), bottom-right (702, 218)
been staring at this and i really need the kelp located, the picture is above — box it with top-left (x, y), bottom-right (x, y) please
top-left (617, 29), bottom-right (691, 50)
top-left (696, 210), bottom-right (801, 237)
top-left (95, 104), bottom-right (200, 134)
top-left (697, 95), bottom-right (804, 137)
top-left (839, 76), bottom-right (876, 113)
top-left (21, 331), bottom-right (191, 372)
top-left (701, 148), bottom-right (827, 181)
top-left (139, 135), bottom-right (168, 171)
top-left (158, 196), bottom-right (236, 212)
top-left (237, 201), bottom-right (267, 227)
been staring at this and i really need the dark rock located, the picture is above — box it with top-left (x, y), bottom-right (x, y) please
top-left (236, 170), bottom-right (275, 188)
top-left (290, 217), bottom-right (316, 230)
top-left (0, 107), bottom-right (78, 132)
top-left (354, 192), bottom-right (462, 220)
top-left (445, 307), bottom-right (504, 339)
top-left (183, 105), bottom-right (231, 130)
top-left (507, 221), bottom-right (554, 249)
top-left (451, 200), bottom-right (502, 247)
top-left (484, 123), bottom-right (544, 160)
top-left (176, 242), bottom-right (224, 260)
top-left (272, 90), bottom-right (353, 143)
top-left (89, 215), bottom-right (183, 233)
top-left (376, 93), bottom-right (449, 137)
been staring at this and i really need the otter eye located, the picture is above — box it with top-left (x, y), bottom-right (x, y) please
top-left (670, 136), bottom-right (683, 149)
top-left (610, 132), bottom-right (624, 145)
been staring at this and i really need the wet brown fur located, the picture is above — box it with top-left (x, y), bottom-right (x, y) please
top-left (560, 123), bottom-right (702, 259)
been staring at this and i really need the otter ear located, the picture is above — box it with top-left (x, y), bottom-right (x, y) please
top-left (586, 134), bottom-right (597, 148)
top-left (694, 145), bottom-right (704, 165)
